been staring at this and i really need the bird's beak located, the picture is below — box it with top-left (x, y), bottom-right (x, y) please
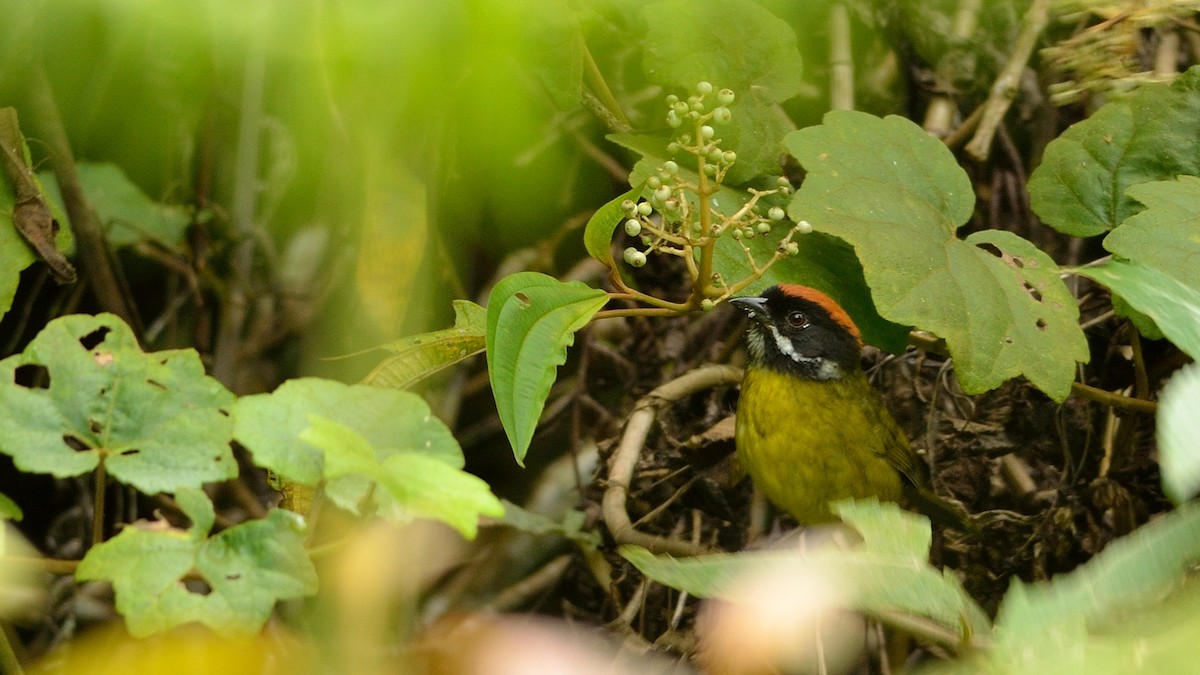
top-left (730, 295), bottom-right (770, 324)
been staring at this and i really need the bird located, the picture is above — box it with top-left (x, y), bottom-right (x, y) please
top-left (731, 284), bottom-right (967, 528)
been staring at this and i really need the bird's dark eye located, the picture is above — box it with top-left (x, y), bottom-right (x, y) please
top-left (786, 310), bottom-right (809, 329)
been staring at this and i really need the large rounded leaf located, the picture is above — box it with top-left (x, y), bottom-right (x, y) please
top-left (785, 111), bottom-right (1088, 400)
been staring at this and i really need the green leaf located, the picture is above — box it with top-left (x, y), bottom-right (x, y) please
top-left (584, 182), bottom-right (645, 267)
top-left (299, 416), bottom-right (503, 539)
top-left (76, 489), bottom-right (316, 637)
top-left (41, 162), bottom-right (189, 248)
top-left (992, 502), bottom-right (1200, 655)
top-left (1079, 260), bottom-right (1200, 360)
top-left (785, 111), bottom-right (1088, 400)
top-left (0, 493), bottom-right (22, 522)
top-left (361, 300), bottom-right (487, 389)
top-left (642, 0), bottom-right (803, 102)
top-left (1159, 363), bottom-right (1200, 504)
top-left (0, 314), bottom-right (237, 493)
top-left (638, 0), bottom-right (802, 182)
top-left (1029, 66), bottom-right (1200, 237)
top-left (485, 272), bottom-right (608, 465)
top-left (713, 231), bottom-right (911, 353)
top-left (622, 500), bottom-right (989, 638)
top-left (1105, 176), bottom-right (1200, 285)
top-left (231, 377), bottom-right (461, 487)
top-left (519, 0), bottom-right (583, 110)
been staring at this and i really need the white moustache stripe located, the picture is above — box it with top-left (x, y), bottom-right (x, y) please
top-left (764, 324), bottom-right (843, 380)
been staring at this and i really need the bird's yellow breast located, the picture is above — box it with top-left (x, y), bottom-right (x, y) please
top-left (735, 366), bottom-right (910, 524)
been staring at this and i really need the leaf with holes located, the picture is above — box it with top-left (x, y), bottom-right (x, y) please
top-left (785, 111), bottom-right (1088, 400)
top-left (486, 272), bottom-right (608, 465)
top-left (0, 313), bottom-right (236, 493)
top-left (76, 488), bottom-right (316, 637)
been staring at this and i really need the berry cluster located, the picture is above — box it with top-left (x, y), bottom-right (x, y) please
top-left (613, 83), bottom-right (811, 309)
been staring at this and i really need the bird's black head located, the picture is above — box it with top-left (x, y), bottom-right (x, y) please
top-left (730, 284), bottom-right (863, 380)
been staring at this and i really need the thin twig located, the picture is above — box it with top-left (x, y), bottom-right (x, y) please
top-left (28, 67), bottom-right (141, 332)
top-left (965, 0), bottom-right (1050, 160)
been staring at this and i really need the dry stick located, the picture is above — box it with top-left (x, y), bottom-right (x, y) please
top-left (27, 67), bottom-right (140, 331)
top-left (964, 0), bottom-right (1050, 161)
top-left (602, 365), bottom-right (743, 557)
top-left (829, 3), bottom-right (855, 111)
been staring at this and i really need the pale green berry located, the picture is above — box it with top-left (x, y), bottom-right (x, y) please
top-left (722, 150), bottom-right (737, 164)
top-left (674, 101), bottom-right (690, 115)
top-left (667, 110), bottom-right (682, 128)
top-left (654, 185), bottom-right (672, 202)
top-left (647, 175), bottom-right (662, 189)
top-left (703, 164), bottom-right (717, 176)
top-left (623, 247), bottom-right (646, 267)
top-left (776, 176), bottom-right (791, 188)
top-left (637, 201), bottom-right (652, 216)
top-left (701, 298), bottom-right (715, 311)
top-left (696, 81), bottom-right (714, 95)
top-left (624, 219), bottom-right (642, 236)
top-left (700, 125), bottom-right (715, 140)
top-left (666, 94), bottom-right (679, 105)
top-left (707, 148), bottom-right (724, 163)
top-left (797, 220), bottom-right (813, 234)
top-left (712, 106), bottom-right (732, 124)
top-left (662, 160), bottom-right (679, 176)
top-left (621, 199), bottom-right (637, 216)
top-left (731, 228), bottom-right (742, 240)
top-left (667, 142), bottom-right (680, 153)
top-left (768, 206), bottom-right (785, 221)
top-left (717, 88), bottom-right (735, 105)
top-left (786, 242), bottom-right (800, 255)
top-left (743, 227), bottom-right (755, 239)
top-left (756, 222), bottom-right (771, 234)
top-left (663, 198), bottom-right (679, 213)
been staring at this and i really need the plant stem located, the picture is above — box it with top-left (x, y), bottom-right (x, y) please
top-left (28, 66), bottom-right (141, 332)
top-left (0, 623), bottom-right (24, 675)
top-left (581, 44), bottom-right (631, 131)
top-left (829, 3), bottom-right (855, 110)
top-left (92, 463), bottom-right (106, 547)
top-left (692, 123), bottom-right (714, 304)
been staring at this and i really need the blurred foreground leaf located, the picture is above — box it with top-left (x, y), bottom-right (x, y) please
top-left (622, 499), bottom-right (989, 638)
top-left (1157, 363), bottom-right (1200, 505)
